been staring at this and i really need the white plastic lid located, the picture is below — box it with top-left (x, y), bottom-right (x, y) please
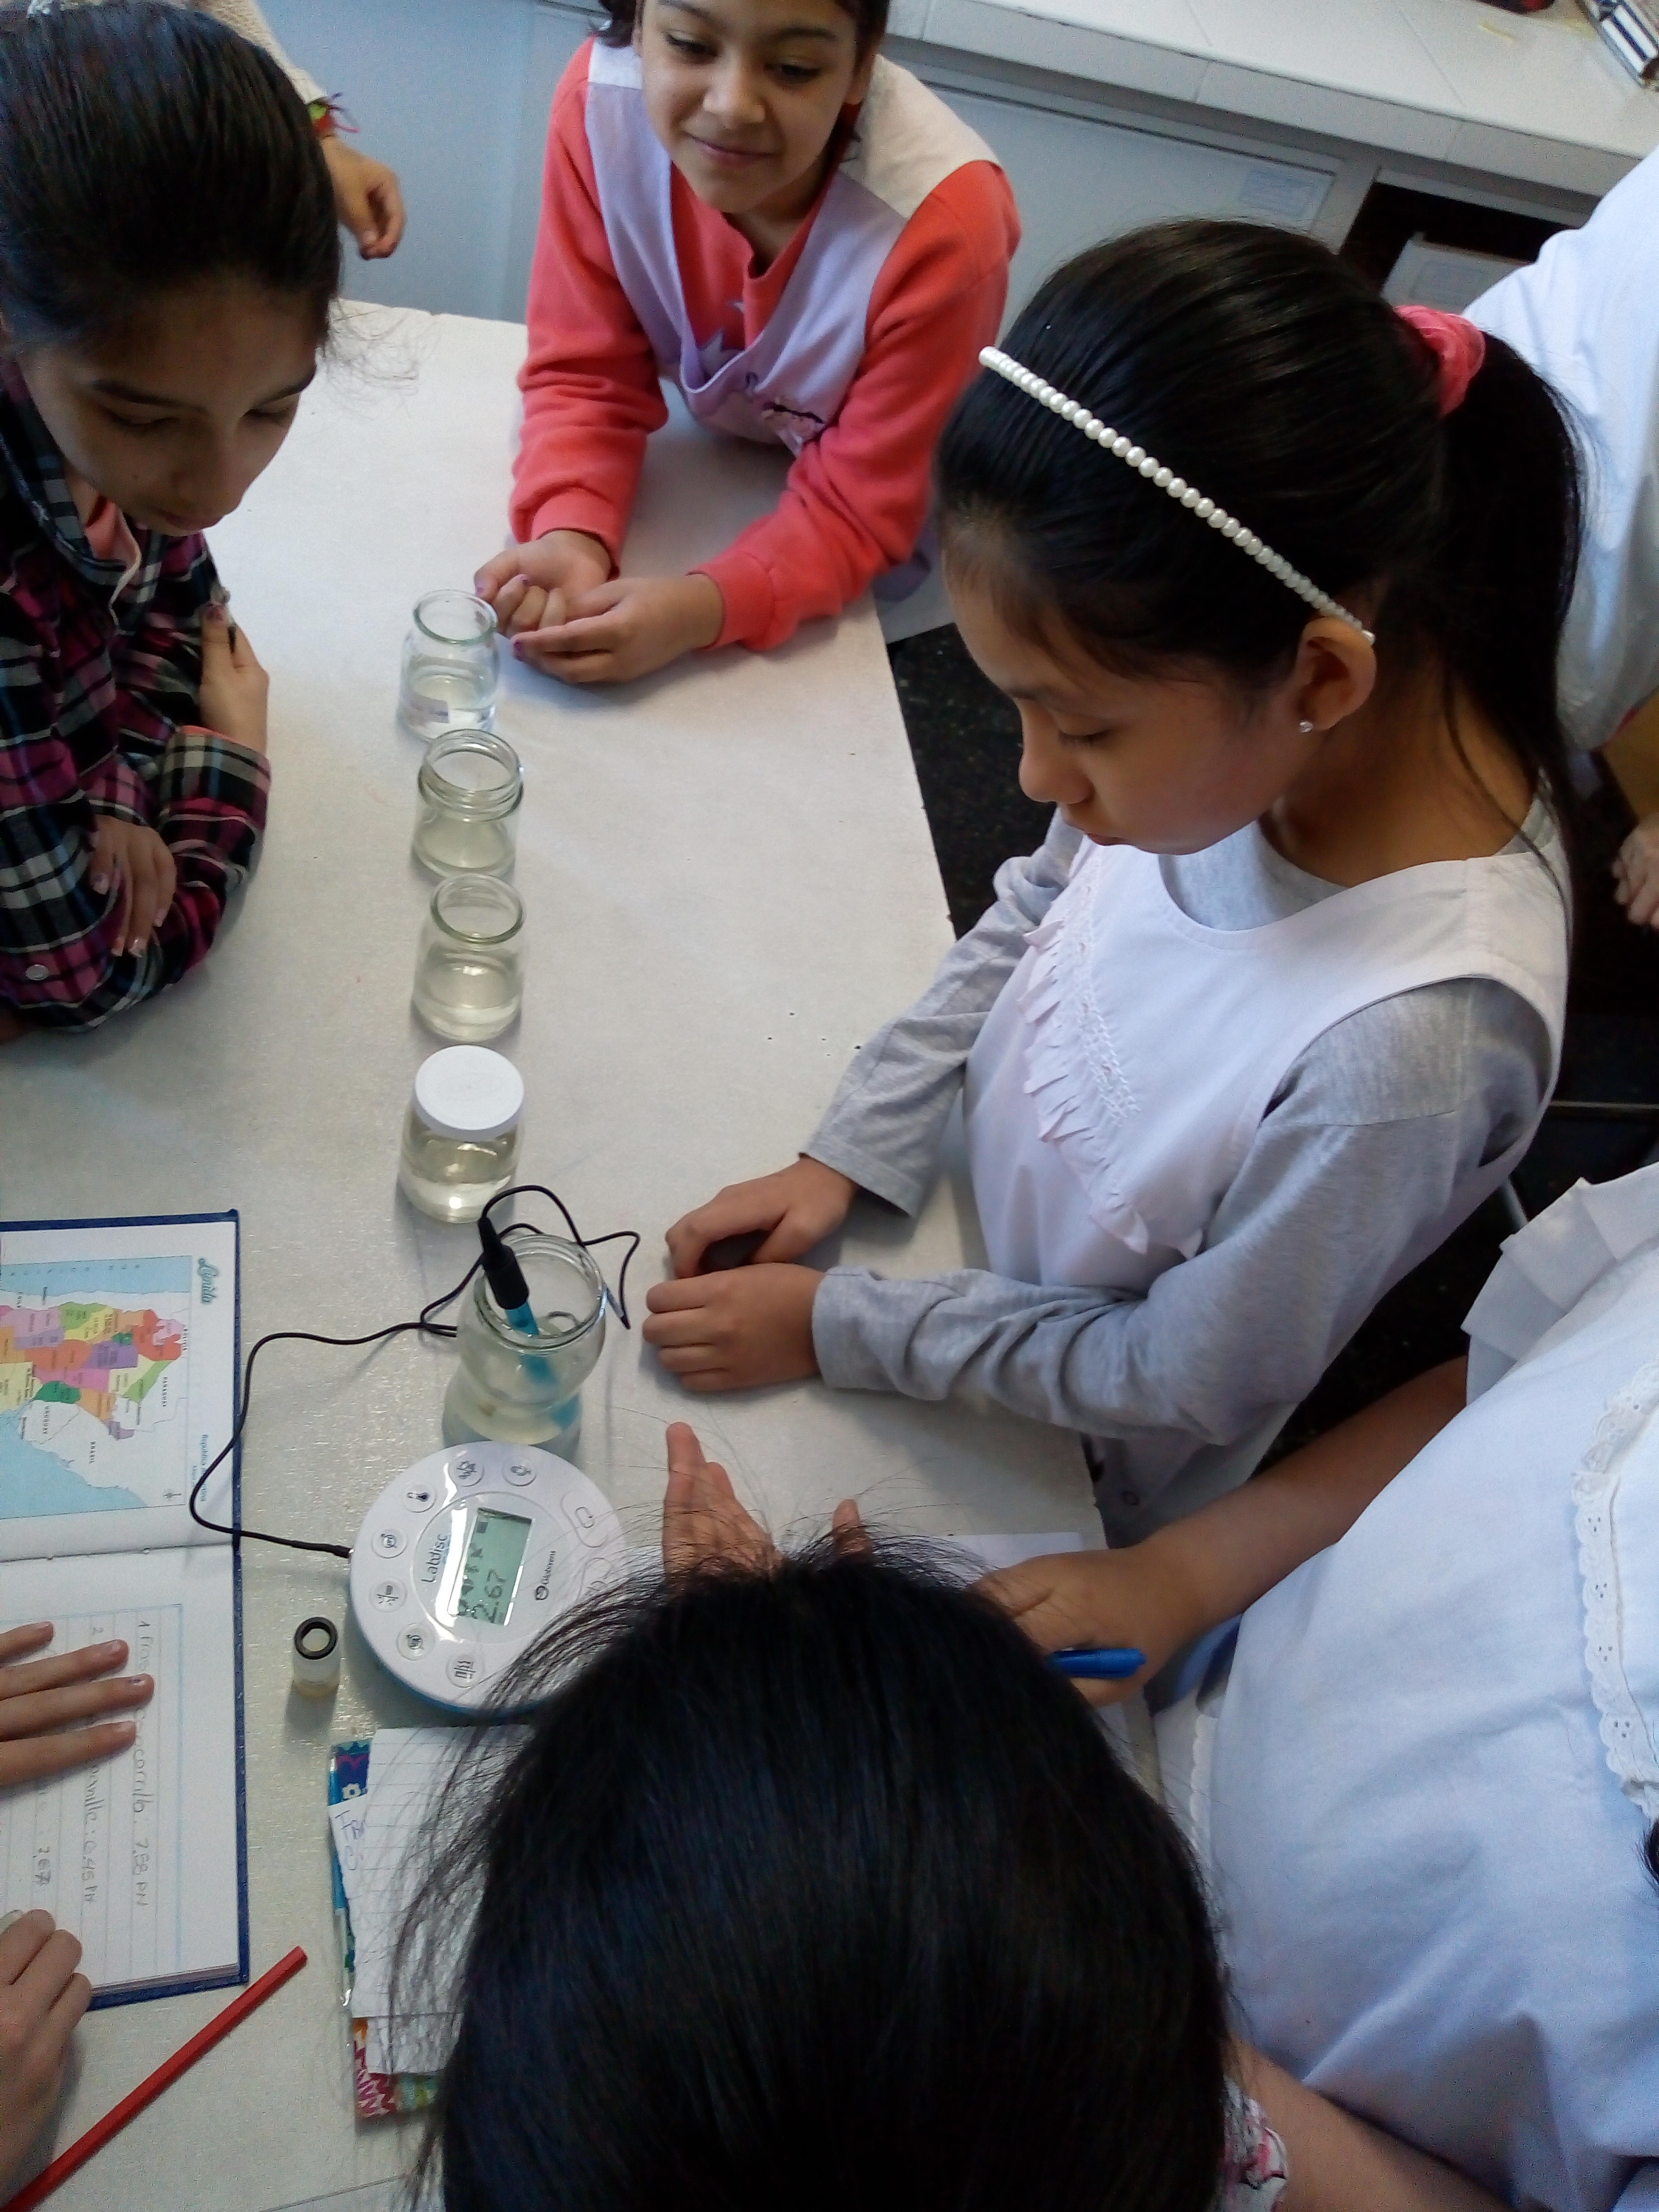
top-left (411, 1047), bottom-right (525, 1141)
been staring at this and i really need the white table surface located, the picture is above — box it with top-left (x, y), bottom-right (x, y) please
top-left (897, 0), bottom-right (1659, 194)
top-left (3, 307), bottom-right (1094, 2211)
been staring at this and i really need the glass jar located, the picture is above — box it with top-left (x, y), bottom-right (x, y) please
top-left (398, 1046), bottom-right (524, 1224)
top-left (398, 589), bottom-right (499, 739)
top-left (443, 1235), bottom-right (607, 1453)
top-left (412, 876), bottom-right (525, 1043)
top-left (411, 729), bottom-right (523, 880)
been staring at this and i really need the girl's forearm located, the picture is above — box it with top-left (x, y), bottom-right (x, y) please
top-left (1147, 1359), bottom-right (1467, 1647)
top-left (1242, 2052), bottom-right (1507, 2212)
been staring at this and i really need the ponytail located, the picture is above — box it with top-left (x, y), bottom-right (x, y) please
top-left (1409, 328), bottom-right (1582, 850)
top-left (937, 222), bottom-right (1582, 851)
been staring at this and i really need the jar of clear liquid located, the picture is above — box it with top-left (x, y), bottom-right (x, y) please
top-left (413, 876), bottom-right (525, 1043)
top-left (398, 1046), bottom-right (523, 1224)
top-left (443, 1234), bottom-right (607, 1453)
top-left (411, 729), bottom-right (523, 879)
top-left (398, 590), bottom-right (499, 738)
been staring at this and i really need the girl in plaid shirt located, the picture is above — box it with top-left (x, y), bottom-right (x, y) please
top-left (0, 0), bottom-right (341, 1033)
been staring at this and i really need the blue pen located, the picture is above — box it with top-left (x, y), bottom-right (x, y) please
top-left (1050, 1645), bottom-right (1144, 1681)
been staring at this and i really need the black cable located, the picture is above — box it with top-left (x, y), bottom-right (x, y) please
top-left (187, 1187), bottom-right (640, 1559)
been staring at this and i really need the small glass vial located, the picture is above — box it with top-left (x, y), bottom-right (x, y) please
top-left (398, 589), bottom-right (499, 739)
top-left (398, 1046), bottom-right (524, 1225)
top-left (443, 1234), bottom-right (607, 1454)
top-left (413, 876), bottom-right (525, 1043)
top-left (411, 729), bottom-right (523, 879)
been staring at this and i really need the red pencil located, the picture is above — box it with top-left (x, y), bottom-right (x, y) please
top-left (1, 1946), bottom-right (308, 2212)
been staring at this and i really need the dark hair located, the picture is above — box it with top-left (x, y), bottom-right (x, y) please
top-left (596, 0), bottom-right (890, 59)
top-left (401, 1540), bottom-right (1228, 2211)
top-left (0, 0), bottom-right (340, 350)
top-left (939, 222), bottom-right (1583, 846)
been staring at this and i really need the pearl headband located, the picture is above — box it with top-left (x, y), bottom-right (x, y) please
top-left (977, 344), bottom-right (1376, 647)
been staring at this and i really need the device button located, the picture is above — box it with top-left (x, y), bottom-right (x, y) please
top-left (372, 1580), bottom-right (406, 1612)
top-left (396, 1626), bottom-right (431, 1660)
top-left (373, 1526), bottom-right (407, 1558)
top-left (403, 1482), bottom-right (436, 1511)
top-left (504, 1460), bottom-right (537, 1488)
top-left (451, 1456), bottom-right (484, 1490)
top-left (562, 1491), bottom-right (607, 1547)
top-left (446, 1650), bottom-right (485, 1689)
top-left (577, 1557), bottom-right (618, 1598)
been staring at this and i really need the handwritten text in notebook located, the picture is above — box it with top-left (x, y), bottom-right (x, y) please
top-left (0, 1607), bottom-right (182, 1988)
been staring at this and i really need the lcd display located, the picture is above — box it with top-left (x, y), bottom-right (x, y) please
top-left (454, 1508), bottom-right (533, 1627)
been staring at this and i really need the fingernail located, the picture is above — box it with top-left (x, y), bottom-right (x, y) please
top-left (129, 938), bottom-right (145, 956)
top-left (125, 1676), bottom-right (152, 1692)
top-left (205, 604), bottom-right (226, 624)
top-left (91, 873), bottom-right (108, 894)
top-left (98, 1640), bottom-right (123, 1656)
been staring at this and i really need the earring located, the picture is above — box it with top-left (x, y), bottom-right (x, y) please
top-left (1298, 719), bottom-right (1314, 733)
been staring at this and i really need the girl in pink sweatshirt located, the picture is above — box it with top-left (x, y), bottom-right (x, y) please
top-left (475, 0), bottom-right (1019, 686)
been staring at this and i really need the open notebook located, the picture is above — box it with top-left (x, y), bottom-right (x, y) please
top-left (0, 1213), bottom-right (246, 2007)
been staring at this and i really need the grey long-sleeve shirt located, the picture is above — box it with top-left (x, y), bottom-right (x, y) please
top-left (806, 811), bottom-right (1553, 1541)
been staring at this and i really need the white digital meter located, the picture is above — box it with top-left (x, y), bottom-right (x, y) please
top-left (350, 1443), bottom-right (628, 1711)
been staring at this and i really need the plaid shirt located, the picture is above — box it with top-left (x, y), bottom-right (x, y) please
top-left (0, 363), bottom-right (270, 1031)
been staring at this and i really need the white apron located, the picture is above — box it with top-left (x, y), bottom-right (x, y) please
top-left (963, 829), bottom-right (1570, 1529)
top-left (1202, 1166), bottom-right (1659, 2212)
top-left (583, 42), bottom-right (998, 594)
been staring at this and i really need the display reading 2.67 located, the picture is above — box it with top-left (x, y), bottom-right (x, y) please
top-left (455, 1507), bottom-right (533, 1627)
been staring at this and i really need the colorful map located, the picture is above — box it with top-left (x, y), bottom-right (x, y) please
top-left (0, 1258), bottom-right (193, 1518)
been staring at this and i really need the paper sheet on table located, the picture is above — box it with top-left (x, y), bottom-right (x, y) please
top-left (328, 1796), bottom-right (368, 1912)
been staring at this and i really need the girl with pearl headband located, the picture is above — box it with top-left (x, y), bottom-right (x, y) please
top-left (647, 221), bottom-right (1581, 1540)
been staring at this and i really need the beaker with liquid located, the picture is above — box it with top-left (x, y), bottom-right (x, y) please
top-left (398, 590), bottom-right (499, 737)
top-left (443, 1235), bottom-right (608, 1453)
top-left (398, 1046), bottom-right (524, 1224)
top-left (413, 875), bottom-right (525, 1042)
top-left (411, 729), bottom-right (523, 878)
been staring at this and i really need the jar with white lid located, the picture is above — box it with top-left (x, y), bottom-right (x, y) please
top-left (398, 1046), bottom-right (523, 1224)
top-left (411, 729), bottom-right (523, 880)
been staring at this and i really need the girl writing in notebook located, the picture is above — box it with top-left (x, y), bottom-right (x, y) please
top-left (472, 0), bottom-right (1018, 684)
top-left (395, 1417), bottom-right (1511, 2211)
top-left (644, 223), bottom-right (1580, 1540)
top-left (0, 0), bottom-right (342, 1035)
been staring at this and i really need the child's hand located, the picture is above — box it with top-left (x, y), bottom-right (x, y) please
top-left (644, 1264), bottom-right (823, 1391)
top-left (1613, 811), bottom-right (1659, 928)
top-left (320, 138), bottom-right (407, 260)
top-left (977, 1549), bottom-right (1196, 1707)
top-left (665, 1158), bottom-right (857, 1277)
top-left (0, 1910), bottom-right (91, 2193)
top-left (197, 605), bottom-right (270, 754)
top-left (0, 1623), bottom-right (154, 1788)
top-left (663, 1422), bottom-right (867, 1573)
top-left (475, 531), bottom-right (612, 637)
top-left (89, 817), bottom-right (175, 958)
top-left (510, 573), bottom-right (724, 687)
top-left (663, 1422), bottom-right (780, 1574)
